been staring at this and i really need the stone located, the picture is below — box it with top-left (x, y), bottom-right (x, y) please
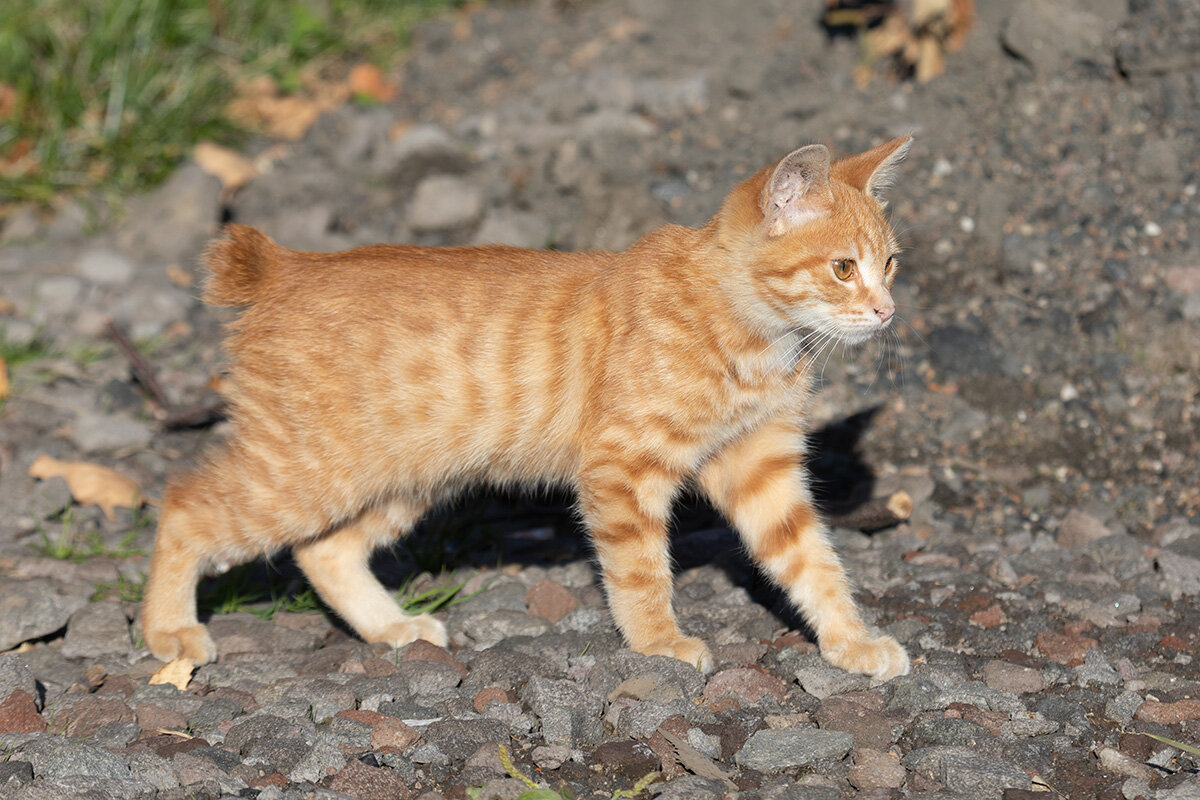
top-left (66, 410), bottom-right (154, 454)
top-left (0, 690), bottom-right (45, 734)
top-left (76, 250), bottom-right (135, 285)
top-left (370, 717), bottom-right (422, 753)
top-left (0, 654), bottom-right (40, 706)
top-left (848, 747), bottom-right (906, 790)
top-left (408, 175), bottom-right (484, 233)
top-left (793, 654), bottom-right (873, 699)
top-left (0, 760), bottom-right (34, 785)
top-left (60, 693), bottom-right (137, 737)
top-left (1072, 648), bottom-right (1120, 687)
top-left (520, 675), bottom-right (603, 745)
top-left (1105, 691), bottom-right (1144, 725)
top-left (377, 124), bottom-right (471, 182)
top-left (903, 746), bottom-right (1032, 796)
top-left (401, 639), bottom-right (468, 676)
top-left (1035, 631), bottom-right (1098, 664)
top-left (1158, 775), bottom-right (1200, 800)
top-left (650, 774), bottom-right (729, 800)
top-left (328, 758), bottom-right (412, 799)
top-left (0, 577), bottom-right (89, 651)
top-left (61, 601), bottom-right (132, 659)
top-left (463, 609), bottom-right (551, 644)
top-left (1000, 0), bottom-right (1115, 74)
top-left (1134, 698), bottom-right (1200, 724)
top-left (531, 743), bottom-right (571, 771)
top-left (814, 695), bottom-right (896, 750)
top-left (589, 740), bottom-right (661, 781)
top-left (421, 718), bottom-right (510, 762)
top-left (981, 661), bottom-right (1045, 694)
top-left (1096, 746), bottom-right (1156, 783)
top-left (472, 778), bottom-right (528, 800)
top-left (473, 210), bottom-right (553, 249)
top-left (733, 728), bottom-right (853, 773)
top-left (524, 579), bottom-right (578, 623)
top-left (1157, 553), bottom-right (1200, 598)
top-left (15, 735), bottom-right (133, 781)
top-left (1056, 509), bottom-right (1111, 548)
top-left (474, 687), bottom-right (513, 713)
top-left (703, 667), bottom-right (787, 707)
top-left (115, 163), bottom-right (221, 264)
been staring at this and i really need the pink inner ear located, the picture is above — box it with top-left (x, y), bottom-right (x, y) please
top-left (761, 145), bottom-right (832, 236)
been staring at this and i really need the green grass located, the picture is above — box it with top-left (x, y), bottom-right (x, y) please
top-left (0, 0), bottom-right (466, 206)
top-left (37, 515), bottom-right (147, 562)
top-left (0, 329), bottom-right (51, 366)
top-left (91, 571), bottom-right (146, 603)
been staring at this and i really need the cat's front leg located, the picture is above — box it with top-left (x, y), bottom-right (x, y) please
top-left (697, 421), bottom-right (909, 680)
top-left (578, 457), bottom-right (713, 673)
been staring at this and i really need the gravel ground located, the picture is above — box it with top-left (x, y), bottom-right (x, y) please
top-left (1, 1), bottom-right (1199, 798)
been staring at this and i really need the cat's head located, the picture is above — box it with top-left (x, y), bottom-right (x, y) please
top-left (717, 137), bottom-right (911, 345)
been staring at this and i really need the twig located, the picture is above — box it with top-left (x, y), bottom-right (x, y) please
top-left (104, 320), bottom-right (169, 409)
top-left (105, 321), bottom-right (226, 430)
top-left (829, 489), bottom-right (913, 531)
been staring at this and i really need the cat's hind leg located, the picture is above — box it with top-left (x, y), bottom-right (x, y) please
top-left (292, 500), bottom-right (447, 649)
top-left (579, 455), bottom-right (712, 672)
top-left (697, 419), bottom-right (909, 680)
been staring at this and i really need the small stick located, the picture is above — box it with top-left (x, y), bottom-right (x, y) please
top-left (829, 489), bottom-right (913, 531)
top-left (161, 399), bottom-right (228, 430)
top-left (104, 321), bottom-right (169, 410)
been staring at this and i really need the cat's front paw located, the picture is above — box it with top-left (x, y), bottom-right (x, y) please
top-left (370, 614), bottom-right (449, 649)
top-left (641, 636), bottom-right (714, 674)
top-left (822, 634), bottom-right (909, 680)
top-left (144, 624), bottom-right (218, 665)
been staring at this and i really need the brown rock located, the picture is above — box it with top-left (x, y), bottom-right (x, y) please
top-left (135, 702), bottom-right (189, 734)
top-left (982, 660), bottom-right (1046, 694)
top-left (848, 747), bottom-right (906, 790)
top-left (473, 686), bottom-right (513, 714)
top-left (337, 709), bottom-right (387, 726)
top-left (370, 717), bottom-right (421, 752)
top-left (1035, 631), bottom-right (1098, 665)
top-left (1134, 698), bottom-right (1200, 724)
top-left (402, 639), bottom-right (467, 676)
top-left (969, 604), bottom-right (1007, 628)
top-left (61, 693), bottom-right (136, 737)
top-left (589, 739), bottom-right (661, 781)
top-left (815, 694), bottom-right (895, 750)
top-left (1057, 509), bottom-right (1110, 548)
top-left (329, 759), bottom-right (413, 800)
top-left (703, 667), bottom-right (787, 706)
top-left (0, 690), bottom-right (45, 734)
top-left (362, 657), bottom-right (399, 677)
top-left (525, 579), bottom-right (578, 623)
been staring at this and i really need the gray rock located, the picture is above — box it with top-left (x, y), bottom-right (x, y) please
top-left (1157, 552), bottom-right (1200, 598)
top-left (1001, 0), bottom-right (1115, 74)
top-left (848, 747), bottom-right (907, 790)
top-left (125, 751), bottom-right (179, 792)
top-left (66, 410), bottom-right (154, 454)
top-left (733, 728), bottom-right (853, 773)
top-left (409, 175), bottom-right (484, 233)
top-left (794, 654), bottom-right (872, 699)
top-left (904, 746), bottom-right (1032, 798)
top-left (463, 609), bottom-right (552, 645)
top-left (60, 601), bottom-right (132, 659)
top-left (15, 736), bottom-right (132, 781)
top-left (48, 775), bottom-right (155, 799)
top-left (887, 675), bottom-right (943, 712)
top-left (1158, 775), bottom-right (1200, 800)
top-left (650, 775), bottom-right (729, 800)
top-left (107, 282), bottom-right (195, 341)
top-left (89, 721), bottom-right (141, 751)
top-left (75, 250), bottom-right (135, 285)
top-left (0, 760), bottom-right (34, 784)
top-left (473, 210), bottom-right (552, 249)
top-left (0, 654), bottom-right (40, 707)
top-left (421, 718), bottom-right (510, 762)
top-left (981, 660), bottom-right (1045, 694)
top-left (461, 648), bottom-right (559, 692)
top-left (1072, 648), bottom-right (1120, 687)
top-left (377, 124), bottom-right (471, 182)
top-left (34, 276), bottom-right (85, 320)
top-left (1105, 690), bottom-right (1144, 725)
top-left (520, 675), bottom-right (603, 746)
top-left (453, 579), bottom-right (529, 614)
top-left (115, 163), bottom-right (221, 264)
top-left (394, 660), bottom-right (462, 698)
top-left (286, 734), bottom-right (345, 784)
top-left (0, 578), bottom-right (90, 652)
top-left (1056, 509), bottom-right (1111, 548)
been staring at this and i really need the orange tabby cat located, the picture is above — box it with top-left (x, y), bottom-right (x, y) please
top-left (142, 136), bottom-right (913, 679)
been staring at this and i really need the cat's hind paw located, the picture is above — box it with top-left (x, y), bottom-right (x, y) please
top-left (823, 634), bottom-right (909, 681)
top-left (144, 624), bottom-right (218, 665)
top-left (371, 614), bottom-right (449, 649)
top-left (642, 636), bottom-right (714, 674)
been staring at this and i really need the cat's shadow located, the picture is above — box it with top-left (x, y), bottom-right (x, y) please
top-left (199, 407), bottom-right (884, 639)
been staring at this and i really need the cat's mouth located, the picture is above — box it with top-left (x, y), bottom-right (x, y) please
top-left (834, 317), bottom-right (891, 346)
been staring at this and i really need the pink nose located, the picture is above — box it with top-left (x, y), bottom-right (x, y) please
top-left (874, 303), bottom-right (895, 323)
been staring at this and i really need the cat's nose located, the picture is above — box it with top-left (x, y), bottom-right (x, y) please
top-left (874, 302), bottom-right (895, 323)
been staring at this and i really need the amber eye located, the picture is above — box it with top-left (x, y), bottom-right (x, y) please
top-left (832, 258), bottom-right (856, 281)
top-left (885, 255), bottom-right (897, 274)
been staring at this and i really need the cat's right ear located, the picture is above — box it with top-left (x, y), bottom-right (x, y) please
top-left (759, 145), bottom-right (833, 238)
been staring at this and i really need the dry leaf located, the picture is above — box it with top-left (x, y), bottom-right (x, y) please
top-left (149, 658), bottom-right (195, 691)
top-left (225, 73), bottom-right (348, 140)
top-left (348, 63), bottom-right (398, 103)
top-left (194, 142), bottom-right (258, 190)
top-left (28, 454), bottom-right (142, 520)
top-left (165, 263), bottom-right (194, 289)
top-left (0, 355), bottom-right (8, 401)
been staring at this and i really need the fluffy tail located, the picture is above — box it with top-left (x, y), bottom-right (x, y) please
top-left (202, 224), bottom-right (280, 307)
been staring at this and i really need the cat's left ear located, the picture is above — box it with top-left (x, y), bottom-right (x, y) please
top-left (832, 136), bottom-right (912, 203)
top-left (759, 144), bottom-right (834, 238)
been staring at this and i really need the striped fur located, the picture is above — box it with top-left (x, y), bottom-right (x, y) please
top-left (142, 137), bottom-right (913, 679)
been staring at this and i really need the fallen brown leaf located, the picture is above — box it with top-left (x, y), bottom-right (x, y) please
top-left (194, 142), bottom-right (258, 190)
top-left (0, 354), bottom-right (8, 401)
top-left (149, 658), bottom-right (195, 691)
top-left (348, 63), bottom-right (398, 103)
top-left (28, 454), bottom-right (142, 520)
top-left (164, 263), bottom-right (194, 289)
top-left (225, 73), bottom-right (348, 141)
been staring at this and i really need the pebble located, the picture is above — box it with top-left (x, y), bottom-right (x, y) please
top-left (0, 578), bottom-right (89, 652)
top-left (1056, 509), bottom-right (1111, 548)
top-left (408, 175), bottom-right (484, 233)
top-left (981, 660), bottom-right (1045, 694)
top-left (848, 747), bottom-right (906, 790)
top-left (67, 410), bottom-right (154, 454)
top-left (733, 728), bottom-right (853, 773)
top-left (60, 601), bottom-right (132, 659)
top-left (75, 250), bottom-right (136, 285)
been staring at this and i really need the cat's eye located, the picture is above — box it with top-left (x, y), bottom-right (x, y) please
top-left (885, 255), bottom-right (897, 274)
top-left (832, 258), bottom-right (856, 281)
